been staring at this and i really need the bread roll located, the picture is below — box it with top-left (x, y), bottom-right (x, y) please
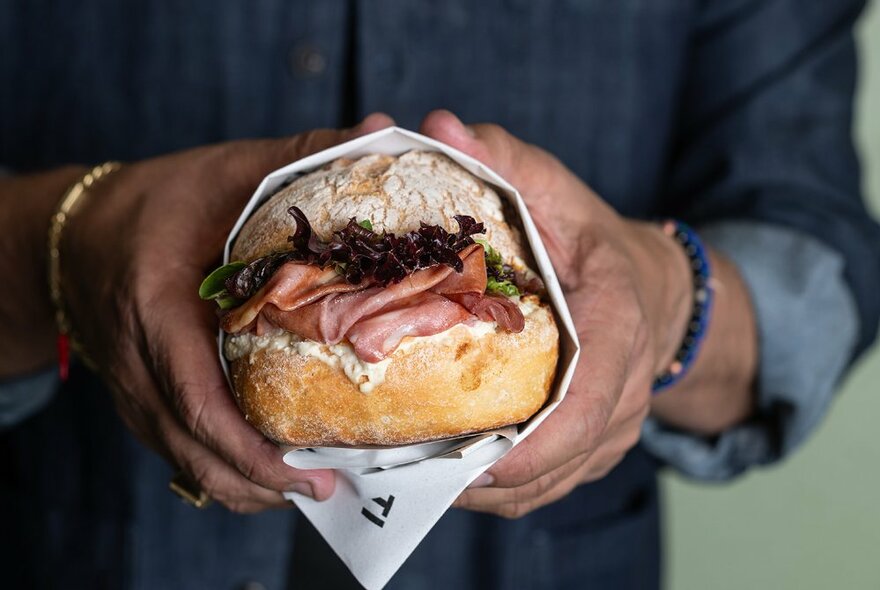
top-left (226, 151), bottom-right (559, 446)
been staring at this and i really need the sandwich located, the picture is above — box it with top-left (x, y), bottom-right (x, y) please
top-left (200, 151), bottom-right (559, 446)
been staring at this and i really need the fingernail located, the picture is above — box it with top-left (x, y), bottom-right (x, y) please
top-left (287, 482), bottom-right (315, 498)
top-left (469, 472), bottom-right (495, 488)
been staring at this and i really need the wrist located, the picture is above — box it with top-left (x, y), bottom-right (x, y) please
top-left (623, 220), bottom-right (694, 375)
top-left (0, 166), bottom-right (88, 377)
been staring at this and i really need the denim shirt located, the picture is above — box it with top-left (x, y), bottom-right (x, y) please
top-left (1, 1), bottom-right (878, 589)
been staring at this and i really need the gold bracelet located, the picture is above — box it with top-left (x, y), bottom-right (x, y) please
top-left (48, 161), bottom-right (121, 378)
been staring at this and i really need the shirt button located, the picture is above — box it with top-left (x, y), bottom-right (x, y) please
top-left (289, 43), bottom-right (327, 78)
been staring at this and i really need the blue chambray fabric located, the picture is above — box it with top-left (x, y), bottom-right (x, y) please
top-left (641, 222), bottom-right (859, 481)
top-left (0, 370), bottom-right (56, 430)
top-left (1, 1), bottom-right (878, 589)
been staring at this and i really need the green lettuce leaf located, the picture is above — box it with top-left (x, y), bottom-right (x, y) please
top-left (199, 261), bottom-right (246, 308)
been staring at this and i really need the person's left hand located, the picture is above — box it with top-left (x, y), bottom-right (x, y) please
top-left (420, 110), bottom-right (693, 518)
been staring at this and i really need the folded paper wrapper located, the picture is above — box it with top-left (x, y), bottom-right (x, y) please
top-left (218, 127), bottom-right (580, 590)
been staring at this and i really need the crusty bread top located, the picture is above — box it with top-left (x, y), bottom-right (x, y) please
top-left (231, 151), bottom-right (526, 264)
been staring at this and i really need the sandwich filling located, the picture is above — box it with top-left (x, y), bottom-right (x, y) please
top-left (201, 208), bottom-right (541, 368)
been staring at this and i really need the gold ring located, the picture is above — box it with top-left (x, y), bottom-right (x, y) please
top-left (169, 471), bottom-right (212, 509)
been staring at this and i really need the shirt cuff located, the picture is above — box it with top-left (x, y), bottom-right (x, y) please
top-left (641, 221), bottom-right (858, 481)
top-left (0, 368), bottom-right (59, 429)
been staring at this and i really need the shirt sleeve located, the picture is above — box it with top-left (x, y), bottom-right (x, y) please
top-left (641, 0), bottom-right (880, 479)
top-left (640, 221), bottom-right (858, 480)
top-left (0, 369), bottom-right (59, 430)
top-left (659, 0), bottom-right (880, 356)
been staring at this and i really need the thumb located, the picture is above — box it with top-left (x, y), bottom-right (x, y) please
top-left (231, 112), bottom-right (396, 188)
top-left (277, 112), bottom-right (396, 165)
top-left (418, 110), bottom-right (571, 199)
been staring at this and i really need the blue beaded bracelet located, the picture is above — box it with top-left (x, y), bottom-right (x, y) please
top-left (652, 220), bottom-right (714, 393)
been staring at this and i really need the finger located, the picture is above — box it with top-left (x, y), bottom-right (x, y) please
top-left (465, 382), bottom-right (648, 512)
top-left (273, 112), bottom-right (396, 168)
top-left (573, 403), bottom-right (647, 485)
top-left (418, 109), bottom-right (598, 273)
top-left (418, 109), bottom-right (579, 204)
top-left (478, 286), bottom-right (652, 490)
top-left (353, 112), bottom-right (397, 135)
top-left (231, 112), bottom-right (396, 189)
top-left (455, 412), bottom-right (643, 519)
top-left (456, 450), bottom-right (587, 514)
top-left (139, 114), bottom-right (397, 498)
top-left (109, 349), bottom-right (290, 512)
top-left (181, 113), bottom-right (396, 251)
top-left (483, 320), bottom-right (636, 490)
top-left (158, 409), bottom-right (291, 512)
top-left (456, 449), bottom-right (597, 518)
top-left (140, 291), bottom-right (337, 501)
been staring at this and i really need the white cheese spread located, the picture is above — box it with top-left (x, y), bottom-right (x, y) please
top-left (224, 297), bottom-right (542, 394)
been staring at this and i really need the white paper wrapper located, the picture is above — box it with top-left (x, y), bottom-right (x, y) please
top-left (218, 127), bottom-right (580, 590)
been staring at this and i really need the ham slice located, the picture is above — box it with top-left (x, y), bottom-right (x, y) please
top-left (259, 244), bottom-right (480, 343)
top-left (224, 244), bottom-right (484, 336)
top-left (222, 242), bottom-right (527, 362)
top-left (448, 293), bottom-right (525, 333)
top-left (222, 264), bottom-right (359, 333)
top-left (431, 245), bottom-right (487, 295)
top-left (347, 292), bottom-right (475, 362)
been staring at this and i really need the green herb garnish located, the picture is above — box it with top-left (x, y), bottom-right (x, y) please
top-left (358, 219), bottom-right (373, 231)
top-left (475, 238), bottom-right (521, 297)
top-left (487, 276), bottom-right (521, 297)
top-left (199, 261), bottom-right (246, 309)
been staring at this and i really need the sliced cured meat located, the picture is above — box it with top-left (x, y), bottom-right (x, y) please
top-left (222, 242), bottom-right (524, 362)
top-left (449, 293), bottom-right (525, 333)
top-left (347, 292), bottom-right (475, 362)
top-left (225, 244), bottom-right (484, 338)
top-left (430, 244), bottom-right (487, 296)
top-left (222, 263), bottom-right (355, 333)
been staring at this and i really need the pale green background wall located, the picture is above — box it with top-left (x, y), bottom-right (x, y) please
top-left (663, 4), bottom-right (880, 589)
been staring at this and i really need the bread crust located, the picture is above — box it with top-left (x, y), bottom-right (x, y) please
top-left (226, 150), bottom-right (559, 446)
top-left (232, 151), bottom-right (526, 266)
top-left (230, 305), bottom-right (559, 446)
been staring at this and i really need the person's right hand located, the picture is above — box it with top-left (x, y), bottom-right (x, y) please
top-left (60, 114), bottom-right (394, 513)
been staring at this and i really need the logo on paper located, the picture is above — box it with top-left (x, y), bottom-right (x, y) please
top-left (361, 495), bottom-right (395, 528)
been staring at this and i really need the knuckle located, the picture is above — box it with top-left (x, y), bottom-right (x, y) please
top-left (234, 443), bottom-right (288, 491)
top-left (590, 452), bottom-right (622, 481)
top-left (623, 426), bottom-right (642, 451)
top-left (498, 500), bottom-right (532, 520)
top-left (558, 478), bottom-right (580, 501)
top-left (568, 400), bottom-right (595, 452)
top-left (237, 453), bottom-right (261, 483)
top-left (284, 132), bottom-right (309, 157)
top-left (235, 453), bottom-right (274, 489)
top-left (285, 129), bottom-right (336, 160)
top-left (509, 445), bottom-right (544, 486)
top-left (176, 392), bottom-right (209, 440)
top-left (526, 473), bottom-right (555, 501)
top-left (168, 383), bottom-right (223, 442)
top-left (497, 502), bottom-right (523, 520)
top-left (593, 463), bottom-right (613, 480)
top-left (190, 462), bottom-right (221, 500)
top-left (582, 398), bottom-right (613, 447)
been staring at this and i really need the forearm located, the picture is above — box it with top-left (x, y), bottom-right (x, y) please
top-left (649, 248), bottom-right (758, 434)
top-left (624, 220), bottom-right (758, 436)
top-left (0, 166), bottom-right (87, 378)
